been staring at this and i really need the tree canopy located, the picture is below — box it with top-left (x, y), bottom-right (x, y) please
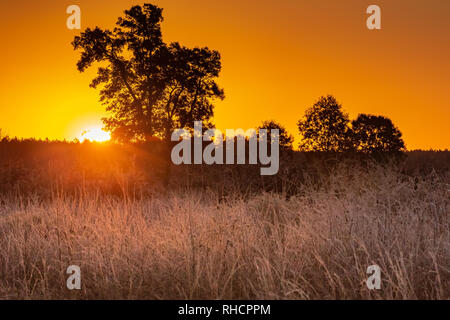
top-left (297, 95), bottom-right (352, 152)
top-left (352, 114), bottom-right (405, 153)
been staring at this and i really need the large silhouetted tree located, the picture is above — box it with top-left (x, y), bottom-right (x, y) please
top-left (297, 95), bottom-right (353, 152)
top-left (258, 120), bottom-right (294, 150)
top-left (352, 114), bottom-right (405, 153)
top-left (72, 4), bottom-right (224, 143)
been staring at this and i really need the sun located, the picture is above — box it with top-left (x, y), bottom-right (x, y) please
top-left (79, 127), bottom-right (111, 143)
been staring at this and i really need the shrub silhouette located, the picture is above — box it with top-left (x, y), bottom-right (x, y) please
top-left (352, 114), bottom-right (405, 153)
top-left (297, 95), bottom-right (353, 152)
top-left (258, 120), bottom-right (294, 150)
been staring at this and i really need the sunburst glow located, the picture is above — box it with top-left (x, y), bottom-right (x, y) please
top-left (79, 127), bottom-right (111, 143)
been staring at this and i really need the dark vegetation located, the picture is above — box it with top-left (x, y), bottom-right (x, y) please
top-left (0, 135), bottom-right (448, 199)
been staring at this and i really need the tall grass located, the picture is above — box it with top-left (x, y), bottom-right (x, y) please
top-left (0, 161), bottom-right (448, 299)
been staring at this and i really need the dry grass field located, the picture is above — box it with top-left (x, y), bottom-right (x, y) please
top-left (0, 149), bottom-right (448, 299)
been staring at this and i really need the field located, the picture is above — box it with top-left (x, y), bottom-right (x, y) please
top-left (0, 140), bottom-right (448, 299)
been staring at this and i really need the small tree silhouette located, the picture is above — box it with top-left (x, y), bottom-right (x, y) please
top-left (258, 120), bottom-right (294, 150)
top-left (352, 114), bottom-right (405, 153)
top-left (297, 95), bottom-right (353, 152)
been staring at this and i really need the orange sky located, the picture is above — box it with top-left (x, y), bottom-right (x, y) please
top-left (0, 0), bottom-right (449, 149)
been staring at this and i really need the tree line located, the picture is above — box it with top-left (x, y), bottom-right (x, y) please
top-left (71, 3), bottom-right (405, 155)
top-left (259, 95), bottom-right (405, 153)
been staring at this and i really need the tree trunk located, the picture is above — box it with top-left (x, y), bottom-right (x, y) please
top-left (162, 129), bottom-right (173, 187)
